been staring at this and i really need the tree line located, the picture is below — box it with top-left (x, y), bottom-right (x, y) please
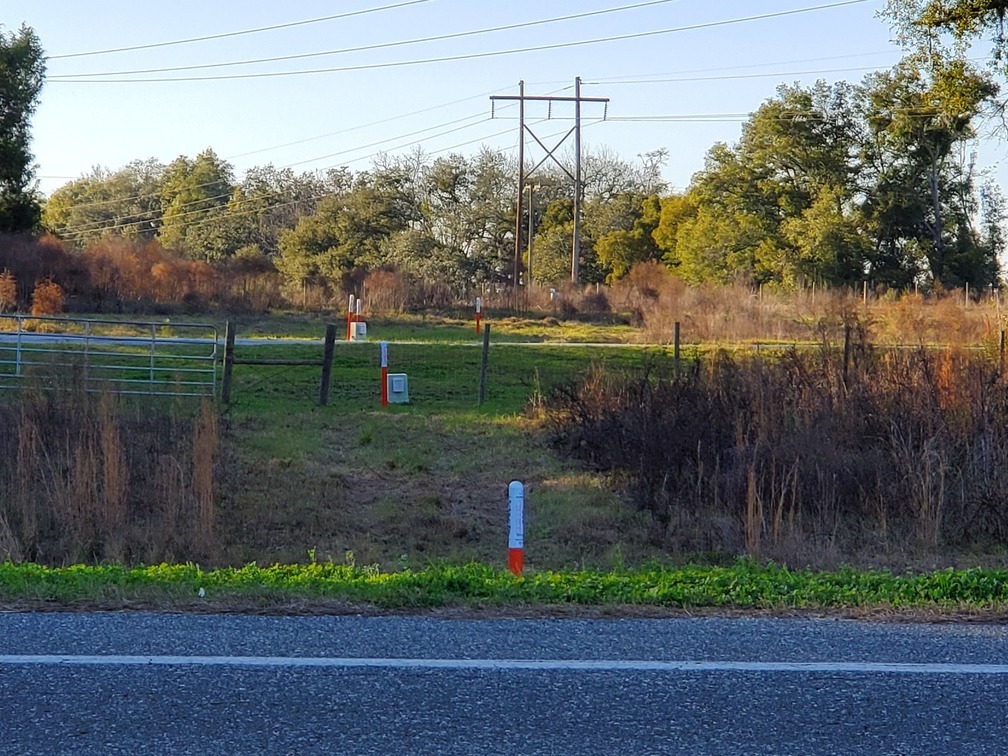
top-left (40, 66), bottom-right (1005, 295)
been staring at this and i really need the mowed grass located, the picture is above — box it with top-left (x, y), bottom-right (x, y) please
top-left (220, 310), bottom-right (638, 344)
top-left (216, 324), bottom-right (673, 571)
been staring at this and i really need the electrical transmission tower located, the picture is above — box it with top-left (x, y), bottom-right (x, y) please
top-left (491, 78), bottom-right (609, 297)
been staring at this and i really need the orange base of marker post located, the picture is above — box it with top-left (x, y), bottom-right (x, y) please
top-left (476, 312), bottom-right (482, 335)
top-left (508, 547), bottom-right (523, 576)
top-left (381, 366), bottom-right (389, 407)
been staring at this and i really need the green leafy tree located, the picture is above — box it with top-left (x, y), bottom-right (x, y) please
top-left (653, 193), bottom-right (697, 270)
top-left (700, 82), bottom-right (863, 285)
top-left (590, 194), bottom-right (662, 283)
top-left (857, 62), bottom-right (998, 287)
top-left (529, 198), bottom-right (575, 285)
top-left (158, 149), bottom-right (234, 259)
top-left (275, 171), bottom-right (415, 291)
top-left (0, 25), bottom-right (45, 232)
top-left (674, 205), bottom-right (772, 285)
top-left (223, 164), bottom-right (326, 259)
top-left (669, 142), bottom-right (783, 286)
top-left (655, 73), bottom-right (999, 289)
top-left (780, 186), bottom-right (873, 285)
top-left (883, 1), bottom-right (1008, 77)
top-left (42, 159), bottom-right (164, 246)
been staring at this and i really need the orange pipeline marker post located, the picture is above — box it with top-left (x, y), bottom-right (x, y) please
top-left (346, 294), bottom-right (355, 341)
top-left (380, 341), bottom-right (389, 407)
top-left (475, 296), bottom-right (482, 335)
top-left (508, 480), bottom-right (524, 575)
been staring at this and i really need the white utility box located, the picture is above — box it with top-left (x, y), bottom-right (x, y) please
top-left (350, 321), bottom-right (368, 341)
top-left (387, 373), bottom-right (409, 403)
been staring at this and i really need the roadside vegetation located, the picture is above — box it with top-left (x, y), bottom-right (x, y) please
top-left (2, 280), bottom-right (1008, 612)
top-left (4, 560), bottom-right (1008, 616)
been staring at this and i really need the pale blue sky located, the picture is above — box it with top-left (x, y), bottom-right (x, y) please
top-left (14, 0), bottom-right (1001, 197)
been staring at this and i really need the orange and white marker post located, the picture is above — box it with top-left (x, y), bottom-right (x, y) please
top-left (380, 341), bottom-right (389, 407)
top-left (508, 480), bottom-right (524, 575)
top-left (475, 297), bottom-right (482, 335)
top-left (355, 299), bottom-right (362, 327)
top-left (346, 294), bottom-right (355, 341)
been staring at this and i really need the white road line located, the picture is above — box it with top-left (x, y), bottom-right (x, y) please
top-left (1, 656), bottom-right (1007, 674)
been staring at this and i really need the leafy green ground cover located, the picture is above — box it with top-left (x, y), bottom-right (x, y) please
top-left (3, 560), bottom-right (1007, 614)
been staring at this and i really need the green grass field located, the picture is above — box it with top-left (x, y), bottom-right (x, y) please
top-left (216, 317), bottom-right (674, 571)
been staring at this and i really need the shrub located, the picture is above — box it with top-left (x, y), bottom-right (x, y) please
top-left (541, 342), bottom-right (1008, 564)
top-left (0, 269), bottom-right (14, 312)
top-left (30, 279), bottom-right (63, 316)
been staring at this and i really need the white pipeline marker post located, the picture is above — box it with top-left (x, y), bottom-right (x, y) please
top-left (380, 341), bottom-right (389, 407)
top-left (508, 480), bottom-right (524, 575)
top-left (346, 294), bottom-right (355, 341)
top-left (356, 299), bottom-right (362, 325)
top-left (475, 296), bottom-right (482, 335)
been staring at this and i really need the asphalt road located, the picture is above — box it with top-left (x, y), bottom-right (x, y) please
top-left (0, 612), bottom-right (1006, 755)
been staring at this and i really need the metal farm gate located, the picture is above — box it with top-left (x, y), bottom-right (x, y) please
top-left (0, 314), bottom-right (219, 398)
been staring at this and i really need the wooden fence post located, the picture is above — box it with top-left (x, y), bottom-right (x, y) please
top-left (673, 321), bottom-right (681, 378)
top-left (319, 323), bottom-right (337, 405)
top-left (842, 322), bottom-right (851, 386)
top-left (221, 320), bottom-right (235, 403)
top-left (1000, 330), bottom-right (1005, 378)
top-left (478, 322), bottom-right (491, 406)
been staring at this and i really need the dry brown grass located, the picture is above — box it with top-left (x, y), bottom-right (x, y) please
top-left (600, 261), bottom-right (1002, 347)
top-left (0, 382), bottom-right (219, 565)
top-left (541, 335), bottom-right (1008, 570)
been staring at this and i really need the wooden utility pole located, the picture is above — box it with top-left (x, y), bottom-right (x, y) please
top-left (491, 79), bottom-right (608, 286)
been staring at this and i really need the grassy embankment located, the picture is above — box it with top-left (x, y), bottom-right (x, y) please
top-left (4, 304), bottom-right (1008, 614)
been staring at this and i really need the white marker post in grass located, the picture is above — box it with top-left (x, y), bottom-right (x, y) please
top-left (380, 341), bottom-right (389, 407)
top-left (356, 299), bottom-right (362, 326)
top-left (346, 294), bottom-right (355, 341)
top-left (508, 480), bottom-right (524, 575)
top-left (475, 296), bottom-right (482, 335)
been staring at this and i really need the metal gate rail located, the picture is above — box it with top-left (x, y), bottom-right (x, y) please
top-left (0, 315), bottom-right (219, 398)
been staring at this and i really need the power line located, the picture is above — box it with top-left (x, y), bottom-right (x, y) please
top-left (46, 1), bottom-right (433, 60)
top-left (50, 0), bottom-right (685, 78)
top-left (583, 50), bottom-right (900, 83)
top-left (224, 87), bottom-right (509, 160)
top-left (607, 114), bottom-right (752, 122)
top-left (599, 64), bottom-right (894, 85)
top-left (48, 0), bottom-right (870, 83)
top-left (282, 114), bottom-right (492, 169)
